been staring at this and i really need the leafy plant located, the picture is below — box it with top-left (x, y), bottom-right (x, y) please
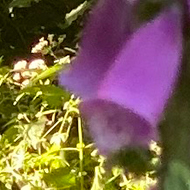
top-left (0, 1), bottom-right (159, 189)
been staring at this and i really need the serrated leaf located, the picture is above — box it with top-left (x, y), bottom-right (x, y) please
top-left (40, 85), bottom-right (70, 107)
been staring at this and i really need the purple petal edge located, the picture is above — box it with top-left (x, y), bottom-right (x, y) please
top-left (99, 6), bottom-right (182, 126)
top-left (80, 100), bottom-right (155, 155)
top-left (59, 0), bottom-right (135, 99)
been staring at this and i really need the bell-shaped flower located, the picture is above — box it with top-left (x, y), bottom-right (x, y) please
top-left (59, 2), bottom-right (182, 155)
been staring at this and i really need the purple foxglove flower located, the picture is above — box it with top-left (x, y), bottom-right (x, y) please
top-left (80, 7), bottom-right (182, 155)
top-left (59, 2), bottom-right (182, 155)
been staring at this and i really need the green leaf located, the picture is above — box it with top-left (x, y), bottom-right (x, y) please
top-left (40, 85), bottom-right (70, 107)
top-left (0, 67), bottom-right (10, 75)
top-left (27, 117), bottom-right (46, 149)
top-left (43, 168), bottom-right (76, 188)
top-left (3, 125), bottom-right (18, 143)
top-left (21, 86), bottom-right (41, 96)
top-left (164, 160), bottom-right (190, 190)
top-left (0, 85), bottom-right (18, 119)
top-left (0, 181), bottom-right (7, 190)
top-left (21, 85), bottom-right (70, 107)
top-left (58, 1), bottom-right (92, 29)
top-left (0, 56), bottom-right (3, 65)
top-left (31, 64), bottom-right (64, 84)
top-left (9, 0), bottom-right (41, 8)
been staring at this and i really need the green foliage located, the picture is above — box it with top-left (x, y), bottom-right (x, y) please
top-left (43, 168), bottom-right (76, 188)
top-left (0, 1), bottom-right (159, 189)
top-left (22, 85), bottom-right (70, 108)
top-left (0, 42), bottom-right (157, 190)
top-left (164, 160), bottom-right (190, 190)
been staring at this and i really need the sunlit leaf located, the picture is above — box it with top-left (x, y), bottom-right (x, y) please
top-left (59, 1), bottom-right (92, 29)
top-left (43, 168), bottom-right (75, 188)
top-left (27, 117), bottom-right (46, 149)
top-left (31, 63), bottom-right (68, 84)
top-left (9, 0), bottom-right (41, 8)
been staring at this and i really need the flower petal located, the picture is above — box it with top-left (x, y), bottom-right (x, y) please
top-left (99, 6), bottom-right (182, 126)
top-left (59, 0), bottom-right (136, 99)
top-left (81, 6), bottom-right (182, 155)
top-left (80, 100), bottom-right (153, 155)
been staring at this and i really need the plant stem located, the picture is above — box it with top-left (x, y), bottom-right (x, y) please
top-left (78, 117), bottom-right (84, 190)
